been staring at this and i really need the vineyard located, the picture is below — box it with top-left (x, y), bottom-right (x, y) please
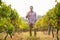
top-left (0, 0), bottom-right (60, 40)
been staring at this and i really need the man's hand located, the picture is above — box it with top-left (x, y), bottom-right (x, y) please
top-left (26, 12), bottom-right (29, 18)
top-left (26, 15), bottom-right (28, 18)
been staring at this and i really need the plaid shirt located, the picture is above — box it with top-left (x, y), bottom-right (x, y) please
top-left (27, 12), bottom-right (36, 24)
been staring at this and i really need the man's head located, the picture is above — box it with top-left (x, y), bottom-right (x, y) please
top-left (30, 6), bottom-right (33, 12)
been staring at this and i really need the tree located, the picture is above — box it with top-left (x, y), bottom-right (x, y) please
top-left (0, 1), bottom-right (22, 40)
top-left (36, 2), bottom-right (60, 39)
top-left (54, 2), bottom-right (60, 40)
top-left (0, 0), bottom-right (2, 5)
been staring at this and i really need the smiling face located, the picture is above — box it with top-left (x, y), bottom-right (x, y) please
top-left (30, 6), bottom-right (33, 12)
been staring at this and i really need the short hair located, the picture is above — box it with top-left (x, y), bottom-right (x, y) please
top-left (30, 6), bottom-right (33, 9)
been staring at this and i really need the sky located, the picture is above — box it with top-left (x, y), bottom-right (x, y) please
top-left (2, 0), bottom-right (59, 17)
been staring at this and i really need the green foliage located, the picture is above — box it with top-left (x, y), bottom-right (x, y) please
top-left (0, 1), bottom-right (20, 34)
top-left (0, 1), bottom-right (29, 34)
top-left (36, 15), bottom-right (49, 29)
top-left (36, 2), bottom-right (60, 40)
top-left (19, 20), bottom-right (29, 30)
top-left (0, 0), bottom-right (2, 5)
top-left (36, 2), bottom-right (60, 30)
top-left (6, 24), bottom-right (14, 35)
top-left (0, 3), bottom-right (11, 18)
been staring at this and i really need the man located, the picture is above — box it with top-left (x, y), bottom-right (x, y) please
top-left (26, 6), bottom-right (37, 36)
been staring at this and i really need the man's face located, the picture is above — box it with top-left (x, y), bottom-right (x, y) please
top-left (30, 6), bottom-right (33, 12)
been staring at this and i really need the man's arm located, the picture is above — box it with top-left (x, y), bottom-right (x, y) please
top-left (26, 14), bottom-right (28, 18)
top-left (26, 12), bottom-right (29, 18)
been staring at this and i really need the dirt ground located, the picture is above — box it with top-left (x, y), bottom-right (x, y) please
top-left (0, 31), bottom-right (60, 40)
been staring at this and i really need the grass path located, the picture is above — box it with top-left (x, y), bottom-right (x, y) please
top-left (12, 31), bottom-right (54, 40)
top-left (0, 31), bottom-right (59, 40)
